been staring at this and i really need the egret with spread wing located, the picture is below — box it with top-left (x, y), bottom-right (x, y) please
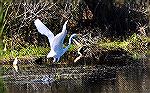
top-left (34, 19), bottom-right (76, 62)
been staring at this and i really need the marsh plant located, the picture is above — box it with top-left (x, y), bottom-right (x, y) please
top-left (0, 0), bottom-right (12, 50)
top-left (3, 0), bottom-right (82, 51)
top-left (0, 0), bottom-right (149, 61)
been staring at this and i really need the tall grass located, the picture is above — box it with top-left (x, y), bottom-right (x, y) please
top-left (0, 0), bottom-right (149, 61)
top-left (2, 0), bottom-right (81, 51)
top-left (0, 77), bottom-right (6, 93)
top-left (0, 0), bottom-right (12, 50)
top-left (0, 66), bottom-right (6, 93)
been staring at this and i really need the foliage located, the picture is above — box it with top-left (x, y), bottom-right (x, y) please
top-left (0, 45), bottom-right (50, 61)
top-left (69, 32), bottom-right (148, 60)
top-left (0, 78), bottom-right (6, 93)
top-left (0, 66), bottom-right (6, 93)
top-left (0, 0), bottom-right (149, 62)
top-left (0, 34), bottom-right (148, 62)
top-left (98, 34), bottom-right (148, 59)
top-left (83, 0), bottom-right (149, 40)
top-left (3, 0), bottom-right (81, 50)
top-left (0, 0), bottom-right (12, 50)
top-left (99, 34), bottom-right (147, 51)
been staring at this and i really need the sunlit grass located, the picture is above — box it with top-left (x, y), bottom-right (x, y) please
top-left (0, 78), bottom-right (6, 93)
top-left (98, 34), bottom-right (148, 59)
top-left (99, 41), bottom-right (129, 50)
top-left (0, 0), bottom-right (12, 50)
top-left (0, 34), bottom-right (149, 61)
top-left (0, 45), bottom-right (50, 61)
top-left (0, 66), bottom-right (6, 93)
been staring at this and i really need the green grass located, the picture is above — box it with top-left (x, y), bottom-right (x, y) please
top-left (0, 78), bottom-right (6, 93)
top-left (0, 44), bottom-right (76, 61)
top-left (0, 45), bottom-right (50, 61)
top-left (99, 40), bottom-right (129, 50)
top-left (99, 34), bottom-right (148, 59)
top-left (0, 0), bottom-right (12, 50)
top-left (0, 34), bottom-right (149, 61)
top-left (0, 66), bottom-right (6, 93)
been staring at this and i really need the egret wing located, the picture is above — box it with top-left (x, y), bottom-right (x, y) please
top-left (51, 20), bottom-right (68, 50)
top-left (52, 32), bottom-right (67, 51)
top-left (61, 20), bottom-right (68, 34)
top-left (34, 19), bottom-right (54, 46)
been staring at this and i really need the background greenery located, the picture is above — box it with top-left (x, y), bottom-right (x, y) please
top-left (0, 0), bottom-right (149, 62)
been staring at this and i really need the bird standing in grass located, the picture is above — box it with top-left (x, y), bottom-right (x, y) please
top-left (13, 57), bottom-right (18, 72)
top-left (34, 19), bottom-right (77, 62)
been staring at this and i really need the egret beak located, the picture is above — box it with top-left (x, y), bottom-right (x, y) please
top-left (76, 34), bottom-right (82, 38)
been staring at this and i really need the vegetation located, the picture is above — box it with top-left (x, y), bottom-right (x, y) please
top-left (0, 66), bottom-right (6, 93)
top-left (0, 78), bottom-right (6, 93)
top-left (0, 0), bottom-right (149, 62)
top-left (0, 45), bottom-right (50, 61)
top-left (0, 0), bottom-right (12, 50)
top-left (0, 33), bottom-right (148, 62)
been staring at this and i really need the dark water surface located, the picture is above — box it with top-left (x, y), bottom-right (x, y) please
top-left (1, 55), bottom-right (150, 93)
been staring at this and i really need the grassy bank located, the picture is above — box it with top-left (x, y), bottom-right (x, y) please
top-left (0, 0), bottom-right (149, 63)
top-left (0, 34), bottom-right (149, 62)
top-left (0, 46), bottom-right (50, 61)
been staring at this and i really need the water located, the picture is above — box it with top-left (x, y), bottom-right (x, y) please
top-left (1, 55), bottom-right (150, 93)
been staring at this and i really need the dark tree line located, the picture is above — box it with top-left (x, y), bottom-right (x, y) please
top-left (81, 0), bottom-right (149, 40)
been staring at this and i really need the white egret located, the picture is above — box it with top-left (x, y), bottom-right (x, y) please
top-left (34, 19), bottom-right (77, 62)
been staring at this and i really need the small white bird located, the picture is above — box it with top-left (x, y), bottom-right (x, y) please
top-left (13, 57), bottom-right (18, 65)
top-left (34, 19), bottom-right (77, 62)
top-left (13, 57), bottom-right (18, 72)
top-left (3, 44), bottom-right (7, 51)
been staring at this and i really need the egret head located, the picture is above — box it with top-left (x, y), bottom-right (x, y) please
top-left (71, 33), bottom-right (77, 38)
top-left (68, 34), bottom-right (76, 44)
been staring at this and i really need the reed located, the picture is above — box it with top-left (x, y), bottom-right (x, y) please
top-left (0, 0), bottom-right (12, 50)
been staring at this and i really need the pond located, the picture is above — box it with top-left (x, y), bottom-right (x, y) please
top-left (0, 53), bottom-right (150, 93)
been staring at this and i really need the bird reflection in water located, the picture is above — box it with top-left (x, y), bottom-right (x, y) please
top-left (32, 75), bottom-right (55, 85)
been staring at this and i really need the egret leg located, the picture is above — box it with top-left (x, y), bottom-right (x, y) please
top-left (53, 58), bottom-right (56, 62)
top-left (57, 57), bottom-right (60, 62)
